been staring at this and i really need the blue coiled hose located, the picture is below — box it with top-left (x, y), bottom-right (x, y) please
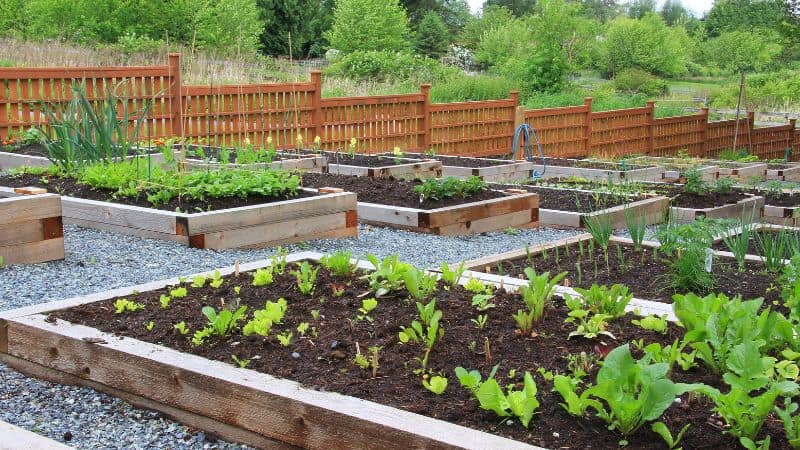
top-left (512, 123), bottom-right (546, 179)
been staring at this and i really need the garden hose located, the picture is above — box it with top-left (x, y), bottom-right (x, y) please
top-left (512, 124), bottom-right (546, 179)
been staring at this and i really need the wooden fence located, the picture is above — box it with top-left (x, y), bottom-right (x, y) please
top-left (1, 53), bottom-right (798, 161)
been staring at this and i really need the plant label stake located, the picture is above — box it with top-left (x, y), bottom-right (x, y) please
top-left (705, 248), bottom-right (714, 273)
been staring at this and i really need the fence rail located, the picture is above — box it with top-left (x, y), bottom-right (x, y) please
top-left (1, 53), bottom-right (797, 161)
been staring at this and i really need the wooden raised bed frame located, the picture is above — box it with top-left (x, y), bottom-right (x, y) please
top-left (0, 150), bottom-right (167, 172)
top-left (327, 158), bottom-right (442, 179)
top-left (763, 203), bottom-right (800, 226)
top-left (400, 153), bottom-right (534, 182)
top-left (0, 252), bottom-right (679, 450)
top-left (527, 186), bottom-right (669, 229)
top-left (0, 186), bottom-right (357, 250)
top-left (350, 189), bottom-right (539, 235)
top-left (625, 156), bottom-right (718, 183)
top-left (766, 163), bottom-right (800, 182)
top-left (670, 193), bottom-right (764, 223)
top-left (530, 159), bottom-right (665, 182)
top-left (714, 161), bottom-right (768, 180)
top-left (0, 189), bottom-right (64, 265)
top-left (178, 152), bottom-right (328, 174)
top-left (0, 253), bottom-right (542, 450)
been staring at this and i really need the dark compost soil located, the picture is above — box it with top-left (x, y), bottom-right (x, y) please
top-left (310, 151), bottom-right (409, 168)
top-left (402, 154), bottom-right (513, 168)
top-left (753, 191), bottom-right (800, 208)
top-left (0, 172), bottom-right (316, 212)
top-left (301, 172), bottom-right (506, 209)
top-left (543, 159), bottom-right (655, 171)
top-left (0, 143), bottom-right (49, 157)
top-left (52, 263), bottom-right (791, 449)
top-left (493, 184), bottom-right (637, 213)
top-left (670, 191), bottom-right (751, 209)
top-left (485, 241), bottom-right (781, 305)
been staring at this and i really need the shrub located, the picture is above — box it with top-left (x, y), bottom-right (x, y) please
top-left (613, 68), bottom-right (668, 97)
top-left (414, 11), bottom-right (450, 59)
top-left (324, 50), bottom-right (457, 83)
top-left (326, 0), bottom-right (410, 54)
top-left (430, 74), bottom-right (516, 103)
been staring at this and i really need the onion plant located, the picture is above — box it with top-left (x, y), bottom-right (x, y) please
top-left (38, 82), bottom-right (154, 173)
top-left (756, 227), bottom-right (791, 273)
top-left (720, 213), bottom-right (756, 272)
top-left (623, 207), bottom-right (647, 252)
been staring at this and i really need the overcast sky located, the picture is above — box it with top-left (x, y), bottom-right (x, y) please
top-left (465, 0), bottom-right (714, 18)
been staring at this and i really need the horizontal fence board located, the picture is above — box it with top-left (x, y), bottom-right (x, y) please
top-left (1, 57), bottom-right (797, 161)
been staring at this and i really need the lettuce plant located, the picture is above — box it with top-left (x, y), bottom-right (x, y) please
top-left (402, 267), bottom-right (438, 301)
top-left (694, 342), bottom-right (799, 450)
top-left (455, 366), bottom-right (539, 428)
top-left (564, 283), bottom-right (632, 319)
top-left (364, 254), bottom-right (412, 297)
top-left (192, 305), bottom-right (247, 346)
top-left (422, 375), bottom-right (448, 395)
top-left (252, 267), bottom-right (274, 287)
top-left (553, 344), bottom-right (702, 437)
top-left (243, 298), bottom-right (288, 337)
top-left (439, 261), bottom-right (465, 288)
top-left (320, 250), bottom-right (359, 277)
top-left (513, 268), bottom-right (566, 334)
top-left (114, 299), bottom-right (144, 314)
top-left (291, 261), bottom-right (319, 295)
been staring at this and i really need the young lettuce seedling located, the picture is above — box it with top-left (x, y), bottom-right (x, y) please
top-left (114, 299), bottom-right (145, 314)
top-left (422, 375), bottom-right (448, 395)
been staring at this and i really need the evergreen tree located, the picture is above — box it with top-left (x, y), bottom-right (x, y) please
top-left (483, 0), bottom-right (537, 17)
top-left (415, 11), bottom-right (450, 58)
top-left (257, 0), bottom-right (332, 57)
top-left (326, 0), bottom-right (410, 53)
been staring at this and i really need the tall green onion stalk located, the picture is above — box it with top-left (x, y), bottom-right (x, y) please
top-left (38, 82), bottom-right (155, 173)
top-left (756, 227), bottom-right (791, 273)
top-left (584, 213), bottom-right (613, 269)
top-left (624, 207), bottom-right (647, 252)
top-left (720, 212), bottom-right (756, 272)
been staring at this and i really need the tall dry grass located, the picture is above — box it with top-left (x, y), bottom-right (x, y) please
top-left (0, 37), bottom-right (413, 98)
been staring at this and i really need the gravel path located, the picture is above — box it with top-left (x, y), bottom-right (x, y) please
top-left (0, 224), bottom-right (580, 449)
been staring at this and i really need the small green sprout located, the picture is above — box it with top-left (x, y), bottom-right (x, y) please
top-left (114, 299), bottom-right (145, 314)
top-left (174, 322), bottom-right (190, 335)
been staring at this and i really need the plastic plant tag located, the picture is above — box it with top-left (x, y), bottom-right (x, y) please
top-left (705, 248), bottom-right (714, 273)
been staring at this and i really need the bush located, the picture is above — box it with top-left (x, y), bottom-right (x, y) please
top-left (326, 0), bottom-right (410, 54)
top-left (415, 11), bottom-right (450, 59)
top-left (612, 68), bottom-right (668, 97)
top-left (324, 50), bottom-right (457, 83)
top-left (430, 74), bottom-right (516, 102)
top-left (709, 69), bottom-right (800, 110)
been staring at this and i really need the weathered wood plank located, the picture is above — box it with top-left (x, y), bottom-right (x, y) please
top-left (186, 192), bottom-right (356, 235)
top-left (0, 237), bottom-right (64, 265)
top-left (199, 211), bottom-right (354, 249)
top-left (434, 209), bottom-right (535, 235)
top-left (62, 196), bottom-right (179, 235)
top-left (0, 194), bottom-right (61, 226)
top-left (0, 219), bottom-right (44, 246)
top-left (356, 202), bottom-right (420, 227)
top-left (4, 315), bottom-right (536, 450)
top-left (424, 193), bottom-right (538, 228)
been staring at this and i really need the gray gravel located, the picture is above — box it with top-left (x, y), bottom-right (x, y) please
top-left (0, 223), bottom-right (579, 449)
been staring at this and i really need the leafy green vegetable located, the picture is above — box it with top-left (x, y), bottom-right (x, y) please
top-left (513, 268), bottom-right (567, 334)
top-left (412, 176), bottom-right (486, 201)
top-left (252, 267), bottom-right (274, 287)
top-left (243, 298), bottom-right (288, 337)
top-left (320, 250), bottom-right (359, 277)
top-left (422, 376), bottom-right (448, 395)
top-left (291, 261), bottom-right (319, 295)
top-left (455, 366), bottom-right (539, 428)
top-left (113, 299), bottom-right (144, 314)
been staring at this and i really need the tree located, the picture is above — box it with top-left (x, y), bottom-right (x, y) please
top-left (326, 0), bottom-right (410, 53)
top-left (703, 30), bottom-right (783, 71)
top-left (602, 13), bottom-right (691, 77)
top-left (460, 4), bottom-right (516, 49)
top-left (483, 0), bottom-right (537, 17)
top-left (192, 0), bottom-right (264, 55)
top-left (704, 0), bottom-right (785, 36)
top-left (627, 0), bottom-right (655, 18)
top-left (579, 0), bottom-right (621, 22)
top-left (400, 0), bottom-right (442, 25)
top-left (257, 0), bottom-right (333, 56)
top-left (415, 11), bottom-right (450, 58)
top-left (530, 0), bottom-right (599, 71)
top-left (439, 0), bottom-right (473, 34)
top-left (660, 0), bottom-right (689, 26)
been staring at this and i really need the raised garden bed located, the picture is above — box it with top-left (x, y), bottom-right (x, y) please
top-left (1, 252), bottom-right (782, 450)
top-left (766, 162), bottom-right (800, 182)
top-left (301, 173), bottom-right (539, 235)
top-left (530, 158), bottom-right (665, 182)
top-left (493, 184), bottom-right (668, 229)
top-left (669, 192), bottom-right (764, 223)
top-left (711, 223), bottom-right (799, 261)
top-left (0, 170), bottom-right (358, 249)
top-left (0, 144), bottom-right (167, 172)
top-left (401, 153), bottom-right (534, 182)
top-left (319, 152), bottom-right (442, 179)
top-left (625, 156), bottom-right (718, 183)
top-left (456, 234), bottom-right (781, 306)
top-left (714, 161), bottom-right (768, 180)
top-left (0, 188), bottom-right (64, 265)
top-left (173, 145), bottom-right (328, 173)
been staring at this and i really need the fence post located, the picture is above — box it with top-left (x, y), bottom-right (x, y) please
top-left (310, 71), bottom-right (324, 143)
top-left (789, 118), bottom-right (797, 159)
top-left (583, 97), bottom-right (593, 157)
top-left (167, 53), bottom-right (183, 138)
top-left (747, 111), bottom-right (755, 153)
top-left (420, 84), bottom-right (431, 152)
top-left (646, 101), bottom-right (655, 155)
top-left (509, 91), bottom-right (522, 159)
top-left (700, 107), bottom-right (709, 157)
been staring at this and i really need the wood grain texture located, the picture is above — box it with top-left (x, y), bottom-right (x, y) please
top-left (3, 315), bottom-right (537, 450)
